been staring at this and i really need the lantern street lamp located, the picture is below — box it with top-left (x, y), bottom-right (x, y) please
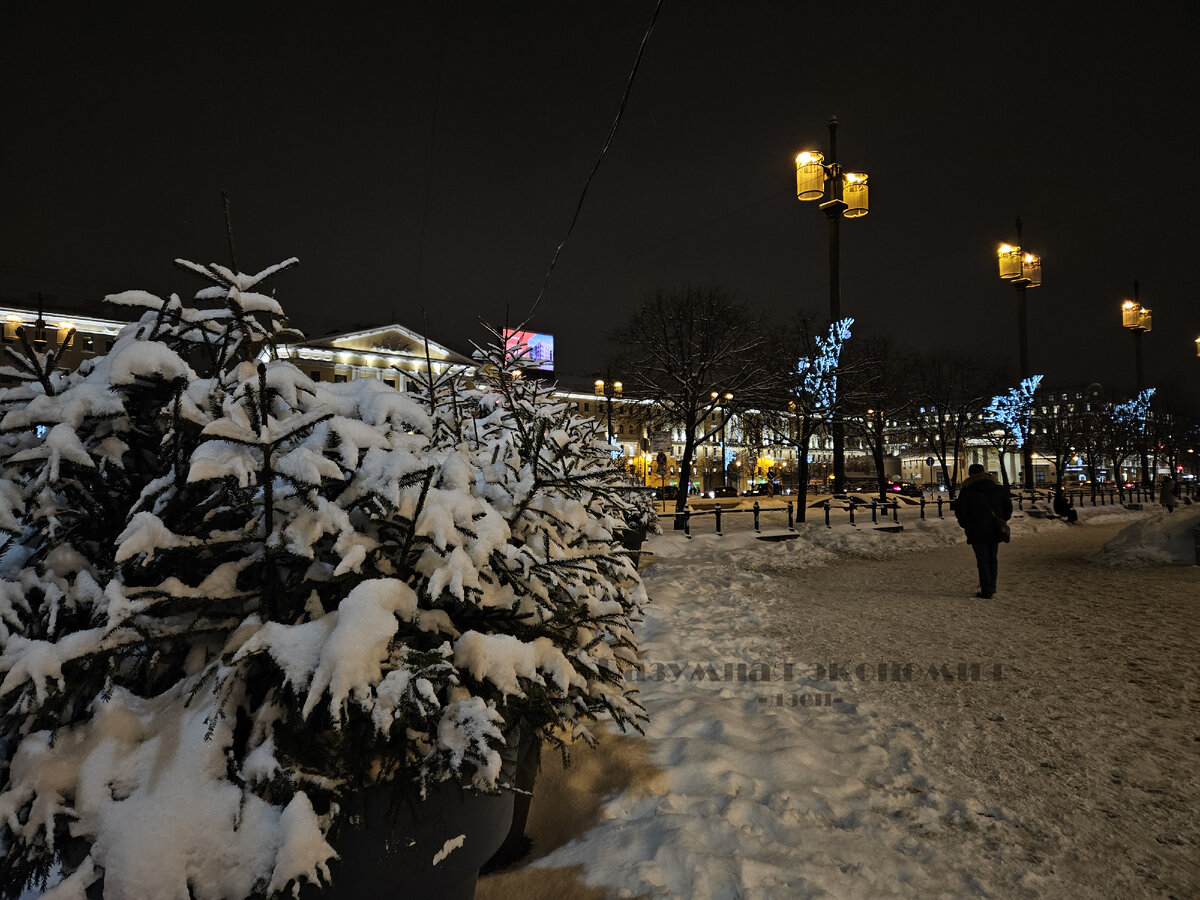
top-left (711, 391), bottom-right (733, 487)
top-left (1120, 280), bottom-right (1153, 489)
top-left (593, 376), bottom-right (623, 444)
top-left (996, 217), bottom-right (1042, 490)
top-left (795, 115), bottom-right (869, 495)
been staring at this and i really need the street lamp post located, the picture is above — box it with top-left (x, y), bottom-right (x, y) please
top-left (1120, 281), bottom-right (1153, 489)
top-left (795, 115), bottom-right (869, 496)
top-left (997, 217), bottom-right (1042, 490)
top-left (711, 391), bottom-right (733, 487)
top-left (593, 377), bottom-right (623, 444)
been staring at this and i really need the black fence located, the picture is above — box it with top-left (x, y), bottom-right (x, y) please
top-left (670, 498), bottom-right (902, 536)
top-left (667, 482), bottom-right (1195, 537)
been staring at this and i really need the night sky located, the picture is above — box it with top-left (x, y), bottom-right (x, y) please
top-left (4, 4), bottom-right (1199, 398)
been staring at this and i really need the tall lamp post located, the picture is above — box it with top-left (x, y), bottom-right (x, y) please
top-left (711, 391), bottom-right (733, 487)
top-left (1120, 281), bottom-right (1152, 489)
top-left (795, 115), bottom-right (869, 495)
top-left (593, 376), bottom-right (623, 444)
top-left (996, 217), bottom-right (1042, 490)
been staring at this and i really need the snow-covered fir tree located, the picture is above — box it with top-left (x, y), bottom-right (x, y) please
top-left (0, 259), bottom-right (646, 899)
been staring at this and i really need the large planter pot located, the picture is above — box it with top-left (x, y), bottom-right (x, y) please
top-left (616, 527), bottom-right (647, 567)
top-left (483, 728), bottom-right (542, 872)
top-left (301, 780), bottom-right (514, 899)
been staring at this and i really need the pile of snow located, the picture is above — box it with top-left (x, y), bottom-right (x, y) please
top-left (1101, 504), bottom-right (1200, 565)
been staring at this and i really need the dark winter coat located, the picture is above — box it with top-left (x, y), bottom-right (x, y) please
top-left (954, 472), bottom-right (1013, 545)
top-left (1052, 491), bottom-right (1072, 518)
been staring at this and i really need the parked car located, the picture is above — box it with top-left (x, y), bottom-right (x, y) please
top-left (742, 483), bottom-right (782, 497)
top-left (708, 486), bottom-right (739, 498)
top-left (887, 481), bottom-right (923, 497)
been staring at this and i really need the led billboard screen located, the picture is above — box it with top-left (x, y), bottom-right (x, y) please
top-left (503, 329), bottom-right (555, 371)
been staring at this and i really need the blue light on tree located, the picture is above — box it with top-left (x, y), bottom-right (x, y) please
top-left (1115, 388), bottom-right (1155, 428)
top-left (797, 317), bottom-right (854, 413)
top-left (985, 375), bottom-right (1043, 446)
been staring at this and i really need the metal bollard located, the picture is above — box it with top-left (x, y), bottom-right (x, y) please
top-left (936, 496), bottom-right (945, 518)
top-left (892, 501), bottom-right (900, 523)
top-left (715, 503), bottom-right (722, 536)
top-left (848, 502), bottom-right (856, 527)
top-left (870, 501), bottom-right (879, 524)
top-left (919, 497), bottom-right (926, 520)
top-left (824, 500), bottom-right (831, 528)
top-left (753, 501), bottom-right (761, 532)
top-left (788, 501), bottom-right (795, 531)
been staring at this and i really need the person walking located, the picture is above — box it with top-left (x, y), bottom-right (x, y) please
top-left (1160, 475), bottom-right (1178, 513)
top-left (954, 463), bottom-right (1013, 599)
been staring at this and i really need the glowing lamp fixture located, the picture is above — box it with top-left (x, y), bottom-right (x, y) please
top-left (594, 379), bottom-right (605, 396)
top-left (997, 244), bottom-right (1023, 280)
top-left (795, 151), bottom-right (826, 200)
top-left (1021, 253), bottom-right (1042, 286)
top-left (1121, 300), bottom-right (1152, 332)
top-left (1195, 336), bottom-right (1200, 358)
top-left (843, 172), bottom-right (869, 217)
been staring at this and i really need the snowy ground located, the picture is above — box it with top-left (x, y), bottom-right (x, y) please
top-left (479, 498), bottom-right (1200, 899)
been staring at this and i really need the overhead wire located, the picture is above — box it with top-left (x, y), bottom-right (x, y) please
top-left (518, 0), bottom-right (666, 331)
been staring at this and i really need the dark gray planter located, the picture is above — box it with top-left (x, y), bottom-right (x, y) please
top-left (301, 780), bottom-right (514, 899)
top-left (616, 527), bottom-right (647, 567)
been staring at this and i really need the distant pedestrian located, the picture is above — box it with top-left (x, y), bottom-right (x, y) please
top-left (1160, 475), bottom-right (1178, 513)
top-left (954, 463), bottom-right (1013, 599)
top-left (1053, 486), bottom-right (1078, 524)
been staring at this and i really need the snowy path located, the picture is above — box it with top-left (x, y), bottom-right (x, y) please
top-left (760, 521), bottom-right (1200, 898)
top-left (498, 510), bottom-right (1200, 899)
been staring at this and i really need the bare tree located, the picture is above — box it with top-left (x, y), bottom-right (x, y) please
top-left (841, 336), bottom-right (912, 500)
top-left (758, 314), bottom-right (861, 521)
top-left (904, 352), bottom-right (1004, 497)
top-left (1030, 386), bottom-right (1082, 488)
top-left (609, 286), bottom-right (763, 525)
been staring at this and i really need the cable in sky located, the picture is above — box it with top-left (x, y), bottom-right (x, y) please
top-left (519, 0), bottom-right (666, 330)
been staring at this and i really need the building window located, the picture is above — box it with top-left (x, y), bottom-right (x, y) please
top-left (310, 371), bottom-right (321, 382)
top-left (384, 378), bottom-right (397, 389)
top-left (334, 374), bottom-right (347, 383)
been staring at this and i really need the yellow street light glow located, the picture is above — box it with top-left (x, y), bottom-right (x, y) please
top-left (5, 314), bottom-right (23, 323)
top-left (843, 172), bottom-right (869, 217)
top-left (997, 244), bottom-right (1023, 280)
top-left (57, 321), bottom-right (74, 329)
top-left (795, 150), bottom-right (826, 201)
top-left (1021, 253), bottom-right (1042, 286)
